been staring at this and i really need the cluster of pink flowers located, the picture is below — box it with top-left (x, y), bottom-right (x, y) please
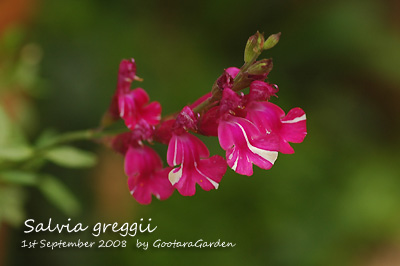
top-left (105, 33), bottom-right (307, 204)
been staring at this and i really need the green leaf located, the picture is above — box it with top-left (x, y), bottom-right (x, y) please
top-left (0, 186), bottom-right (26, 227)
top-left (44, 146), bottom-right (96, 168)
top-left (0, 146), bottom-right (33, 161)
top-left (34, 129), bottom-right (58, 148)
top-left (0, 171), bottom-right (38, 186)
top-left (38, 175), bottom-right (80, 216)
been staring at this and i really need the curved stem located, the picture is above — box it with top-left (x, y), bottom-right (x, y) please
top-left (0, 127), bottom-right (130, 171)
top-left (39, 127), bottom-right (130, 150)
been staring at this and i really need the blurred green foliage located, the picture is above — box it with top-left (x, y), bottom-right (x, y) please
top-left (2, 0), bottom-right (400, 265)
top-left (0, 27), bottom-right (96, 226)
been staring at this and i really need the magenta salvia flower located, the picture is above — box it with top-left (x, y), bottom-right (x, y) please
top-left (173, 106), bottom-right (198, 133)
top-left (225, 67), bottom-right (240, 78)
top-left (165, 106), bottom-right (226, 196)
top-left (108, 59), bottom-right (138, 120)
top-left (246, 101), bottom-right (306, 154)
top-left (105, 32), bottom-right (307, 204)
top-left (118, 88), bottom-right (161, 130)
top-left (218, 115), bottom-right (279, 176)
top-left (111, 120), bottom-right (154, 154)
top-left (247, 80), bottom-right (279, 102)
top-left (125, 145), bottom-right (174, 204)
top-left (167, 131), bottom-right (226, 196)
top-left (108, 58), bottom-right (161, 130)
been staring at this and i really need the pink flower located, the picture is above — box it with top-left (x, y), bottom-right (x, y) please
top-left (111, 120), bottom-right (154, 154)
top-left (108, 59), bottom-right (161, 130)
top-left (108, 59), bottom-right (138, 120)
top-left (246, 101), bottom-right (307, 154)
top-left (111, 132), bottom-right (134, 155)
top-left (245, 80), bottom-right (278, 102)
top-left (197, 106), bottom-right (219, 136)
top-left (105, 35), bottom-right (309, 205)
top-left (215, 67), bottom-right (240, 91)
top-left (197, 88), bottom-right (243, 136)
top-left (172, 106), bottom-right (198, 133)
top-left (218, 114), bottom-right (279, 176)
top-left (225, 67), bottom-right (240, 78)
top-left (118, 58), bottom-right (137, 91)
top-left (118, 88), bottom-right (161, 130)
top-left (219, 86), bottom-right (242, 115)
top-left (167, 132), bottom-right (226, 196)
top-left (125, 145), bottom-right (174, 204)
top-left (154, 119), bottom-right (175, 144)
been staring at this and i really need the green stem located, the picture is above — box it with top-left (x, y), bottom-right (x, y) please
top-left (41, 130), bottom-right (94, 148)
top-left (192, 96), bottom-right (216, 114)
top-left (0, 127), bottom-right (129, 171)
top-left (39, 127), bottom-right (129, 150)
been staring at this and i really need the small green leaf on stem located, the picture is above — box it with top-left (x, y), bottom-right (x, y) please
top-left (0, 171), bottom-right (38, 186)
top-left (0, 146), bottom-right (33, 162)
top-left (35, 129), bottom-right (58, 148)
top-left (45, 146), bottom-right (96, 168)
top-left (38, 175), bottom-right (80, 216)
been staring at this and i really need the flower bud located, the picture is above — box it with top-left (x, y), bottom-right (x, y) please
top-left (263, 32), bottom-right (281, 50)
top-left (211, 71), bottom-right (234, 99)
top-left (247, 59), bottom-right (273, 75)
top-left (244, 31), bottom-right (264, 63)
top-left (174, 106), bottom-right (198, 132)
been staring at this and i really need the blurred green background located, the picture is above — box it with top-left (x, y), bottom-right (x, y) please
top-left (1, 0), bottom-right (400, 265)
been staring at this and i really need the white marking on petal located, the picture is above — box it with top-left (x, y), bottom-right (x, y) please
top-left (235, 123), bottom-right (278, 164)
top-left (173, 139), bottom-right (178, 166)
top-left (282, 114), bottom-right (306, 124)
top-left (248, 145), bottom-right (278, 164)
top-left (205, 177), bottom-right (219, 189)
top-left (120, 101), bottom-right (125, 117)
top-left (231, 156), bottom-right (239, 171)
top-left (169, 166), bottom-right (183, 185)
top-left (228, 148), bottom-right (235, 160)
top-left (155, 193), bottom-right (161, 200)
top-left (194, 162), bottom-right (219, 189)
top-left (130, 187), bottom-right (136, 195)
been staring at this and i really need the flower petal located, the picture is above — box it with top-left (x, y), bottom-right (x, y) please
top-left (118, 88), bottom-right (161, 130)
top-left (218, 115), bottom-right (278, 175)
top-left (198, 106), bottom-right (220, 136)
top-left (225, 67), bottom-right (240, 78)
top-left (140, 101), bottom-right (162, 125)
top-left (167, 133), bottom-right (209, 167)
top-left (246, 101), bottom-right (284, 134)
top-left (128, 167), bottom-right (174, 205)
top-left (169, 155), bottom-right (226, 196)
top-left (281, 107), bottom-right (307, 143)
top-left (246, 102), bottom-right (307, 154)
top-left (125, 146), bottom-right (162, 176)
top-left (125, 146), bottom-right (174, 204)
top-left (167, 132), bottom-right (226, 196)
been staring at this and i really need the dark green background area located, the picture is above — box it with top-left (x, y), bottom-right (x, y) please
top-left (4, 0), bottom-right (400, 265)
